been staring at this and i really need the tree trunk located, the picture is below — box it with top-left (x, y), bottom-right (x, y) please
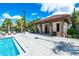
top-left (21, 25), bottom-right (23, 32)
top-left (8, 25), bottom-right (10, 32)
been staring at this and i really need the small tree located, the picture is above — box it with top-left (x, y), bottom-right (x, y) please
top-left (1, 18), bottom-right (13, 32)
top-left (71, 9), bottom-right (79, 30)
top-left (16, 18), bottom-right (24, 32)
top-left (67, 27), bottom-right (77, 35)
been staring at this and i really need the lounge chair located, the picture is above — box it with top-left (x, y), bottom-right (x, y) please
top-left (8, 31), bottom-right (11, 35)
top-left (13, 31), bottom-right (16, 34)
top-left (2, 32), bottom-right (6, 35)
top-left (2, 32), bottom-right (6, 37)
top-left (0, 31), bottom-right (3, 38)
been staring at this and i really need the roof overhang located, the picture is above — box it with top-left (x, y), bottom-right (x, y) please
top-left (32, 14), bottom-right (71, 24)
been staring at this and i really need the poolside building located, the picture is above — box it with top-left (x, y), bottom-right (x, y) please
top-left (33, 14), bottom-right (72, 37)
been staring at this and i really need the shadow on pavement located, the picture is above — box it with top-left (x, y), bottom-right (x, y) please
top-left (52, 41), bottom-right (79, 55)
top-left (34, 37), bottom-right (79, 55)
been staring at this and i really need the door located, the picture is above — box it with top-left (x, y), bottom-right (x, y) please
top-left (45, 25), bottom-right (49, 34)
top-left (56, 23), bottom-right (60, 32)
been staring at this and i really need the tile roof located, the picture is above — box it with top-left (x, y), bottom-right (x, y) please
top-left (33, 14), bottom-right (71, 24)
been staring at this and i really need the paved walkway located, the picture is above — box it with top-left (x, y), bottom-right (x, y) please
top-left (10, 32), bottom-right (79, 56)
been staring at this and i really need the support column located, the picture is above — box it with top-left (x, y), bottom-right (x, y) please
top-left (63, 22), bottom-right (68, 37)
top-left (35, 24), bottom-right (38, 33)
top-left (42, 24), bottom-right (45, 34)
top-left (40, 24), bottom-right (42, 34)
top-left (49, 22), bottom-right (53, 35)
top-left (61, 21), bottom-right (64, 37)
top-left (38, 24), bottom-right (41, 34)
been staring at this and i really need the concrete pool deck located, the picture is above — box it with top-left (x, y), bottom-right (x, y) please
top-left (6, 32), bottom-right (79, 56)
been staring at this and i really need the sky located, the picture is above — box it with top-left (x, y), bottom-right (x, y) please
top-left (0, 3), bottom-right (79, 26)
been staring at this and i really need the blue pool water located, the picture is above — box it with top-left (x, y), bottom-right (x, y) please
top-left (0, 37), bottom-right (20, 56)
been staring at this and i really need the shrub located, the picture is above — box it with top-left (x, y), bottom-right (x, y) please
top-left (72, 34), bottom-right (79, 38)
top-left (28, 29), bottom-right (35, 33)
top-left (67, 27), bottom-right (77, 35)
top-left (11, 26), bottom-right (17, 32)
top-left (2, 28), bottom-right (7, 32)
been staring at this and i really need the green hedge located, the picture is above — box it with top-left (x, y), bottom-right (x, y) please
top-left (67, 27), bottom-right (77, 35)
top-left (28, 29), bottom-right (35, 33)
top-left (67, 27), bottom-right (79, 39)
top-left (72, 34), bottom-right (79, 38)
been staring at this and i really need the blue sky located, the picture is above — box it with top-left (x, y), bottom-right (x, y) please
top-left (0, 3), bottom-right (79, 26)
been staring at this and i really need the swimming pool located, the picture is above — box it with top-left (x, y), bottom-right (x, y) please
top-left (0, 37), bottom-right (23, 56)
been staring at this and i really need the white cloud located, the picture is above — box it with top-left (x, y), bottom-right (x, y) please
top-left (75, 7), bottom-right (79, 11)
top-left (52, 11), bottom-right (68, 15)
top-left (0, 0), bottom-right (79, 3)
top-left (0, 19), bottom-right (5, 22)
top-left (37, 16), bottom-right (40, 18)
top-left (32, 13), bottom-right (37, 15)
top-left (3, 13), bottom-right (10, 18)
top-left (40, 3), bottom-right (75, 16)
top-left (2, 13), bottom-right (22, 19)
top-left (0, 13), bottom-right (22, 24)
top-left (11, 16), bottom-right (22, 19)
top-left (41, 3), bottom-right (56, 12)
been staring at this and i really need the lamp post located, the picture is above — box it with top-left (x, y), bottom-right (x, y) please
top-left (72, 8), bottom-right (76, 29)
top-left (23, 11), bottom-right (26, 33)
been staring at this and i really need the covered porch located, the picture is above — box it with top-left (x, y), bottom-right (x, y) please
top-left (33, 14), bottom-right (71, 37)
top-left (34, 21), bottom-right (66, 37)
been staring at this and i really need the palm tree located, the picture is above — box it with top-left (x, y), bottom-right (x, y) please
top-left (21, 16), bottom-right (26, 32)
top-left (16, 19), bottom-right (20, 32)
top-left (75, 17), bottom-right (79, 26)
top-left (19, 19), bottom-right (24, 32)
top-left (27, 18), bottom-right (41, 33)
top-left (71, 8), bottom-right (79, 31)
top-left (71, 8), bottom-right (77, 29)
top-left (16, 18), bottom-right (24, 32)
top-left (1, 18), bottom-right (12, 32)
top-left (31, 18), bottom-right (40, 23)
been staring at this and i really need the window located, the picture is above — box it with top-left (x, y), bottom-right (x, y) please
top-left (56, 23), bottom-right (60, 32)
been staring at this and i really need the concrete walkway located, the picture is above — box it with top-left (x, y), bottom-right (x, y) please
top-left (10, 32), bottom-right (79, 56)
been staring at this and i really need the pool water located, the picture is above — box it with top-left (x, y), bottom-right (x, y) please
top-left (0, 37), bottom-right (20, 56)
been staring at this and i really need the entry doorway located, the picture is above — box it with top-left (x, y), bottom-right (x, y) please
top-left (37, 28), bottom-right (39, 33)
top-left (56, 23), bottom-right (60, 32)
top-left (45, 25), bottom-right (49, 34)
